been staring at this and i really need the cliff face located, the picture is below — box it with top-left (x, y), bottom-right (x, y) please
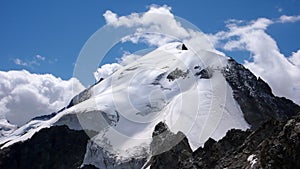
top-left (144, 122), bottom-right (193, 169)
top-left (222, 58), bottom-right (300, 129)
top-left (0, 126), bottom-right (95, 169)
top-left (146, 111), bottom-right (300, 169)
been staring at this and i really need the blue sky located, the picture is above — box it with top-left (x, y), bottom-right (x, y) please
top-left (1, 0), bottom-right (299, 80)
top-left (1, 1), bottom-right (300, 127)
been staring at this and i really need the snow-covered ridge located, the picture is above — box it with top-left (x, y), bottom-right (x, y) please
top-left (0, 42), bottom-right (250, 168)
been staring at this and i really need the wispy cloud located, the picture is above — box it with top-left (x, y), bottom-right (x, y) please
top-left (13, 54), bottom-right (46, 68)
top-left (276, 6), bottom-right (283, 13)
top-left (35, 54), bottom-right (45, 61)
top-left (14, 58), bottom-right (30, 66)
top-left (278, 15), bottom-right (300, 23)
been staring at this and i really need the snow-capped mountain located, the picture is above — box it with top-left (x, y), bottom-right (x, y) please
top-left (0, 42), bottom-right (299, 169)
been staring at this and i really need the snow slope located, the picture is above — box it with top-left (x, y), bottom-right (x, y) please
top-left (0, 42), bottom-right (249, 167)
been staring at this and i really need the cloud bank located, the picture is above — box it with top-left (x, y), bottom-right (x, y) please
top-left (0, 70), bottom-right (85, 126)
top-left (209, 16), bottom-right (300, 104)
top-left (103, 5), bottom-right (214, 51)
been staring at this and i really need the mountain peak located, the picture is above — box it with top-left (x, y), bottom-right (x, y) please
top-left (0, 43), bottom-right (299, 168)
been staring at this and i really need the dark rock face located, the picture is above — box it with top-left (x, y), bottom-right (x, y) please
top-left (81, 164), bottom-right (99, 169)
top-left (176, 44), bottom-right (188, 50)
top-left (222, 58), bottom-right (300, 128)
top-left (256, 117), bottom-right (300, 168)
top-left (181, 44), bottom-right (188, 50)
top-left (195, 68), bottom-right (213, 79)
top-left (192, 129), bottom-right (251, 169)
top-left (167, 68), bottom-right (189, 81)
top-left (0, 125), bottom-right (94, 169)
top-left (67, 87), bottom-right (92, 108)
top-left (193, 66), bottom-right (213, 79)
top-left (66, 78), bottom-right (105, 109)
top-left (145, 122), bottom-right (193, 169)
top-left (192, 113), bottom-right (300, 169)
top-left (31, 112), bottom-right (57, 121)
top-left (147, 113), bottom-right (300, 169)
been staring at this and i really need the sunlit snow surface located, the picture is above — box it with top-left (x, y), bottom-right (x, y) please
top-left (0, 42), bottom-right (249, 163)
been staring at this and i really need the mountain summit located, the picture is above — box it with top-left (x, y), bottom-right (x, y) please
top-left (0, 42), bottom-right (299, 169)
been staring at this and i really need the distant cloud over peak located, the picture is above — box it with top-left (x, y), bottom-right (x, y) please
top-left (209, 15), bottom-right (300, 104)
top-left (102, 5), bottom-right (214, 51)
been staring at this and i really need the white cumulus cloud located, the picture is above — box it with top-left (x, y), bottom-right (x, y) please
top-left (289, 50), bottom-right (300, 67)
top-left (93, 63), bottom-right (122, 82)
top-left (209, 15), bottom-right (300, 105)
top-left (93, 52), bottom-right (141, 81)
top-left (103, 5), bottom-right (188, 46)
top-left (103, 4), bottom-right (214, 51)
top-left (117, 52), bottom-right (141, 66)
top-left (0, 70), bottom-right (85, 126)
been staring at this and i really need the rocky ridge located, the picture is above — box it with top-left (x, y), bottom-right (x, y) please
top-left (146, 111), bottom-right (300, 169)
top-left (222, 58), bottom-right (300, 128)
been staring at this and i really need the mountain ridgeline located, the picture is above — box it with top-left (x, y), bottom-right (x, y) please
top-left (0, 43), bottom-right (299, 169)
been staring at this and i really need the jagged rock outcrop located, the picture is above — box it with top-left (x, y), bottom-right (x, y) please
top-left (67, 87), bottom-right (92, 108)
top-left (145, 122), bottom-right (193, 169)
top-left (147, 112), bottom-right (300, 169)
top-left (194, 67), bottom-right (213, 79)
top-left (181, 44), bottom-right (188, 50)
top-left (192, 113), bottom-right (300, 169)
top-left (192, 129), bottom-right (251, 169)
top-left (167, 68), bottom-right (189, 81)
top-left (222, 58), bottom-right (300, 129)
top-left (31, 112), bottom-right (57, 121)
top-left (176, 43), bottom-right (188, 50)
top-left (66, 78), bottom-right (104, 109)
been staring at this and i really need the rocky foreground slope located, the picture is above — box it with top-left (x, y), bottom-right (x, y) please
top-left (147, 112), bottom-right (300, 169)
